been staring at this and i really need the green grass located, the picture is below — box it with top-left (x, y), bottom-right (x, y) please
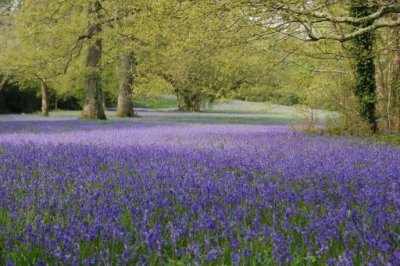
top-left (134, 96), bottom-right (177, 109)
top-left (49, 110), bottom-right (119, 119)
top-left (44, 107), bottom-right (304, 126)
top-left (49, 110), bottom-right (81, 117)
top-left (373, 134), bottom-right (400, 146)
top-left (36, 100), bottom-right (336, 127)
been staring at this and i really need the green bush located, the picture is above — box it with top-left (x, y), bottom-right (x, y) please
top-left (55, 95), bottom-right (82, 110)
top-left (0, 81), bottom-right (40, 113)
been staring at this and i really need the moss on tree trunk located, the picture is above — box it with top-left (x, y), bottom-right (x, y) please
top-left (81, 0), bottom-right (106, 120)
top-left (350, 3), bottom-right (378, 132)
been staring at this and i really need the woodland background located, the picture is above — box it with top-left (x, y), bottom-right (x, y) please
top-left (1, 0), bottom-right (400, 133)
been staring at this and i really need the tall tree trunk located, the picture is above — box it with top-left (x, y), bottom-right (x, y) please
top-left (180, 93), bottom-right (201, 112)
top-left (101, 89), bottom-right (106, 112)
top-left (116, 51), bottom-right (135, 117)
top-left (81, 0), bottom-right (106, 120)
top-left (396, 42), bottom-right (400, 130)
top-left (389, 17), bottom-right (400, 131)
top-left (350, 3), bottom-right (378, 132)
top-left (41, 80), bottom-right (49, 117)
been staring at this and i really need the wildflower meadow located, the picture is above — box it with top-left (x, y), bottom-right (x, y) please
top-left (0, 116), bottom-right (399, 265)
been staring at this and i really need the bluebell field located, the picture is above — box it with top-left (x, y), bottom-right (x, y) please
top-left (0, 118), bottom-right (399, 265)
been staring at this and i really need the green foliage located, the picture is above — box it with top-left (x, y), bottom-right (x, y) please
top-left (0, 80), bottom-right (40, 113)
top-left (134, 96), bottom-right (177, 109)
top-left (373, 134), bottom-right (400, 146)
top-left (55, 95), bottom-right (82, 110)
top-left (237, 85), bottom-right (300, 106)
top-left (0, 0), bottom-right (398, 131)
top-left (0, 0), bottom-right (341, 114)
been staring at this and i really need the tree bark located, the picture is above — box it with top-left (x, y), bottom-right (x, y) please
top-left (101, 89), bottom-right (106, 112)
top-left (350, 3), bottom-right (378, 132)
top-left (41, 80), bottom-right (49, 117)
top-left (116, 51), bottom-right (135, 117)
top-left (80, 0), bottom-right (106, 120)
top-left (376, 57), bottom-right (388, 130)
top-left (179, 93), bottom-right (201, 112)
top-left (396, 43), bottom-right (400, 130)
top-left (389, 17), bottom-right (400, 131)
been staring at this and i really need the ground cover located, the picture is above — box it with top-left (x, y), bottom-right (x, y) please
top-left (0, 113), bottom-right (398, 265)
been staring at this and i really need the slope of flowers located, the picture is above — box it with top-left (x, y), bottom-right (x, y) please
top-left (0, 119), bottom-right (399, 265)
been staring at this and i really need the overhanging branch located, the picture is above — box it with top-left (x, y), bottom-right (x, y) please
top-left (306, 19), bottom-right (400, 42)
top-left (276, 4), bottom-right (400, 25)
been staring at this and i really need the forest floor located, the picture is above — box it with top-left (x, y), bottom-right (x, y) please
top-left (13, 101), bottom-right (336, 126)
top-left (0, 104), bottom-right (398, 265)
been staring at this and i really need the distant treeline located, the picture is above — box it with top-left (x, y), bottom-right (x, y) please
top-left (0, 81), bottom-right (81, 114)
top-left (0, 80), bottom-right (302, 114)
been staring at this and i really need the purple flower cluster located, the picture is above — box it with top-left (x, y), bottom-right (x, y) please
top-left (0, 119), bottom-right (399, 265)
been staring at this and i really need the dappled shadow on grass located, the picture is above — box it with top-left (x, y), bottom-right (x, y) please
top-left (0, 110), bottom-right (295, 134)
top-left (136, 110), bottom-right (297, 125)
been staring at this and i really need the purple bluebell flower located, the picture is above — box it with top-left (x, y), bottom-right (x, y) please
top-left (0, 117), bottom-right (398, 264)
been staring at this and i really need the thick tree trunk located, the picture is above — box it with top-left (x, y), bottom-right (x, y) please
top-left (179, 93), bottom-right (201, 112)
top-left (396, 43), bottom-right (400, 130)
top-left (350, 4), bottom-right (378, 132)
top-left (116, 51), bottom-right (135, 117)
top-left (101, 89), bottom-right (106, 112)
top-left (80, 0), bottom-right (106, 120)
top-left (374, 16), bottom-right (400, 132)
top-left (41, 80), bottom-right (49, 117)
top-left (390, 21), bottom-right (400, 131)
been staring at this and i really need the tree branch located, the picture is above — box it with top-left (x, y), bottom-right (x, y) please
top-left (277, 4), bottom-right (400, 25)
top-left (306, 19), bottom-right (400, 42)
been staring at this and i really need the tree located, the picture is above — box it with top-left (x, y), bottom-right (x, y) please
top-left (0, 0), bottom-right (19, 92)
top-left (116, 51), bottom-right (136, 117)
top-left (349, 3), bottom-right (378, 132)
top-left (109, 1), bottom-right (141, 118)
top-left (81, 0), bottom-right (106, 119)
top-left (236, 0), bottom-right (400, 131)
top-left (1, 0), bottom-right (53, 115)
top-left (133, 0), bottom-right (276, 111)
top-left (375, 22), bottom-right (400, 131)
top-left (0, 0), bottom-right (88, 116)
